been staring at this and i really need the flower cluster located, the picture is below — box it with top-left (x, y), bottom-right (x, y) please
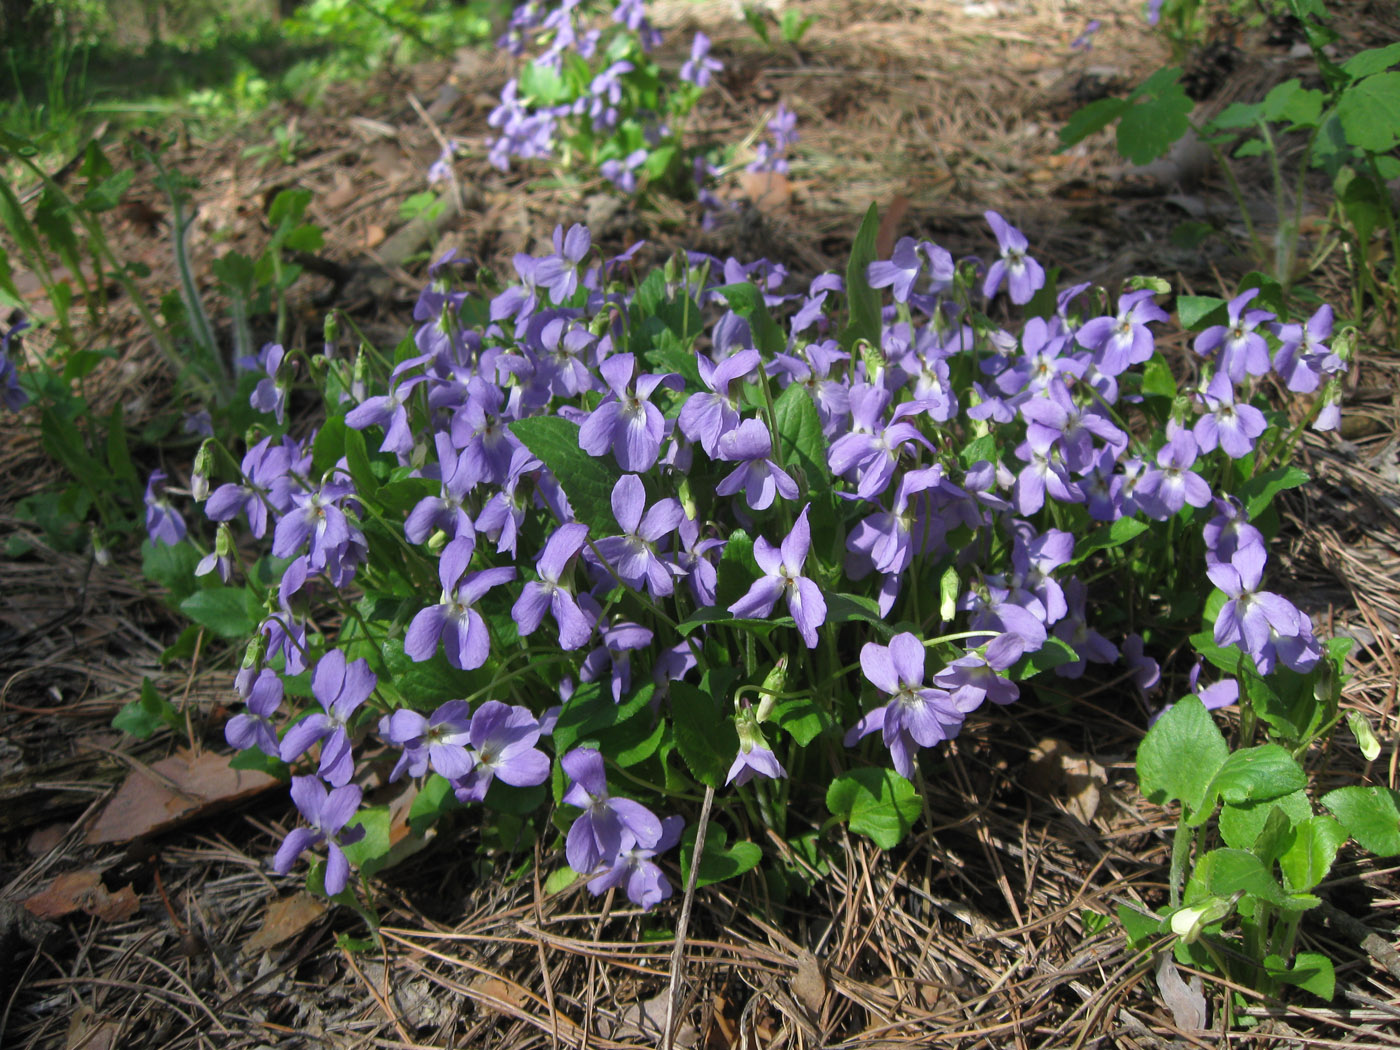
top-left (171, 207), bottom-right (1345, 909)
top-left (488, 0), bottom-right (710, 196)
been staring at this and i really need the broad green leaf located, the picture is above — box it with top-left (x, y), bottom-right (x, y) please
top-left (1279, 815), bottom-right (1348, 892)
top-left (826, 768), bottom-right (921, 849)
top-left (378, 638), bottom-right (484, 712)
top-left (1137, 695), bottom-right (1229, 818)
top-left (1211, 99), bottom-right (1264, 130)
top-left (1058, 96), bottom-right (1128, 148)
top-left (1009, 636), bottom-right (1079, 679)
top-left (311, 415), bottom-right (347, 475)
top-left (1337, 73), bottom-right (1400, 153)
top-left (674, 604), bottom-right (785, 637)
top-left (1141, 355), bottom-right (1177, 399)
top-left (1067, 516), bottom-right (1148, 566)
top-left (112, 677), bottom-right (182, 739)
top-left (1118, 68), bottom-right (1193, 165)
top-left (509, 416), bottom-right (622, 539)
top-left (143, 539), bottom-right (202, 603)
top-left (770, 695), bottom-right (827, 746)
top-left (824, 592), bottom-right (892, 637)
top-left (1266, 80), bottom-right (1323, 126)
top-left (343, 425), bottom-right (378, 498)
top-left (1195, 744), bottom-right (1307, 827)
top-left (1239, 466), bottom-right (1310, 520)
top-left (1176, 295), bottom-right (1228, 329)
top-left (681, 824), bottom-right (763, 888)
top-left (340, 805), bottom-right (393, 868)
top-left (670, 680), bottom-right (737, 788)
top-left (1321, 785), bottom-right (1400, 856)
top-left (772, 382), bottom-right (826, 482)
top-left (1343, 42), bottom-right (1400, 78)
top-left (179, 587), bottom-right (259, 639)
top-left (1265, 951), bottom-right (1335, 1000)
top-left (840, 203), bottom-right (882, 352)
top-left (408, 774), bottom-right (457, 835)
top-left (1185, 847), bottom-right (1287, 906)
top-left (1117, 902), bottom-right (1164, 948)
top-left (1219, 789), bottom-right (1311, 850)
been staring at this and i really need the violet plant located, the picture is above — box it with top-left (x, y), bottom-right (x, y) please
top-left (143, 205), bottom-right (1391, 1012)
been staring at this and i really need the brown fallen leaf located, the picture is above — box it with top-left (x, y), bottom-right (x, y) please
top-left (1024, 738), bottom-right (1109, 824)
top-left (1156, 952), bottom-right (1208, 1030)
top-left (736, 170), bottom-right (792, 213)
top-left (244, 892), bottom-right (327, 955)
top-left (25, 870), bottom-right (140, 922)
top-left (27, 824), bottom-right (66, 856)
top-left (363, 224), bottom-right (387, 250)
top-left (66, 1006), bottom-right (121, 1050)
top-left (790, 949), bottom-right (826, 1016)
top-left (611, 989), bottom-right (699, 1047)
top-left (86, 749), bottom-right (279, 846)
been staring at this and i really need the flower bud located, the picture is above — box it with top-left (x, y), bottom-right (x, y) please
top-left (1169, 896), bottom-right (1233, 944)
top-left (756, 656), bottom-right (788, 723)
top-left (324, 311), bottom-right (340, 349)
top-left (1347, 711), bottom-right (1381, 762)
top-left (242, 631), bottom-right (268, 672)
top-left (191, 439), bottom-right (215, 502)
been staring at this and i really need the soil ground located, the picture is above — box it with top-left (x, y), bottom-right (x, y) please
top-left (4, 1), bottom-right (1400, 1047)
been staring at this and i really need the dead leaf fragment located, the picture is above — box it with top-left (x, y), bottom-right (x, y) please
top-left (86, 749), bottom-right (279, 846)
top-left (66, 1006), bottom-right (120, 1050)
top-left (245, 892), bottom-right (327, 954)
top-left (25, 870), bottom-right (140, 922)
top-left (1024, 738), bottom-right (1109, 824)
top-left (791, 949), bottom-right (826, 1015)
top-left (1156, 952), bottom-right (1208, 1030)
top-left (736, 170), bottom-right (792, 212)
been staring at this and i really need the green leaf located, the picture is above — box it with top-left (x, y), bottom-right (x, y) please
top-left (1137, 695), bottom-right (1230, 818)
top-left (552, 681), bottom-right (653, 752)
top-left (1219, 789), bottom-right (1311, 850)
top-left (1141, 355), bottom-right (1177, 399)
top-left (179, 588), bottom-right (258, 639)
top-left (682, 824), bottom-right (763, 888)
top-left (408, 775), bottom-right (458, 835)
top-left (772, 382), bottom-right (827, 483)
top-left (670, 680), bottom-right (738, 788)
top-left (1117, 902), bottom-right (1164, 948)
top-left (311, 415), bottom-right (347, 476)
top-left (1265, 79), bottom-right (1323, 126)
top-left (112, 677), bottom-right (182, 739)
top-left (1337, 73), bottom-right (1400, 153)
top-left (343, 426), bottom-right (378, 498)
top-left (509, 416), bottom-right (622, 539)
top-left (1067, 517), bottom-right (1148, 566)
top-left (379, 638), bottom-right (485, 712)
top-left (1177, 295), bottom-right (1228, 329)
top-left (1058, 96), bottom-right (1129, 148)
top-left (143, 539), bottom-right (202, 604)
top-left (770, 696), bottom-right (828, 746)
top-left (1279, 815), bottom-right (1348, 892)
top-left (826, 768), bottom-right (922, 849)
top-left (1211, 100), bottom-right (1264, 130)
top-left (1321, 785), bottom-right (1400, 856)
top-left (1118, 68), bottom-right (1193, 165)
top-left (1199, 744), bottom-right (1307, 820)
top-left (840, 203), bottom-right (882, 353)
top-left (1185, 847), bottom-right (1287, 906)
top-left (824, 591), bottom-right (892, 636)
top-left (1265, 951), bottom-right (1335, 1000)
top-left (340, 805), bottom-right (393, 869)
top-left (1344, 42), bottom-right (1400, 78)
top-left (1239, 466), bottom-right (1310, 520)
top-left (1009, 636), bottom-right (1079, 679)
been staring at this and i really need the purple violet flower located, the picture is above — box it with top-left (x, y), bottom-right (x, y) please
top-left (593, 474), bottom-right (685, 598)
top-left (381, 699), bottom-right (474, 782)
top-left (562, 746), bottom-right (664, 874)
top-left (279, 649), bottom-right (377, 787)
top-left (1193, 288), bottom-right (1275, 383)
top-left (225, 668), bottom-right (284, 757)
top-left (405, 535), bottom-right (515, 670)
top-left (272, 776), bottom-right (365, 895)
top-left (982, 211), bottom-right (1045, 305)
top-left (728, 505), bottom-right (827, 648)
top-left (1136, 428), bottom-right (1213, 519)
top-left (513, 521), bottom-right (596, 649)
top-left (586, 815), bottom-right (684, 910)
top-left (844, 632), bottom-right (965, 779)
top-left (1075, 289), bottom-right (1167, 376)
top-left (678, 348), bottom-right (759, 456)
top-left (681, 31), bottom-right (722, 87)
top-left (714, 419), bottom-right (799, 511)
top-left (1193, 371), bottom-right (1267, 459)
top-left (144, 469), bottom-right (187, 546)
top-left (578, 352), bottom-right (680, 471)
top-left (451, 701), bottom-right (551, 802)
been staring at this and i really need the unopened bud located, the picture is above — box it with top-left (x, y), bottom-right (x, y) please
top-left (324, 311), bottom-right (340, 349)
top-left (1169, 897), bottom-right (1233, 944)
top-left (757, 656), bottom-right (788, 722)
top-left (1347, 711), bottom-right (1381, 762)
top-left (191, 439), bottom-right (214, 502)
top-left (242, 631), bottom-right (268, 671)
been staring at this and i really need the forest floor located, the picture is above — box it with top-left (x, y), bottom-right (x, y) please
top-left (4, 0), bottom-right (1400, 1047)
